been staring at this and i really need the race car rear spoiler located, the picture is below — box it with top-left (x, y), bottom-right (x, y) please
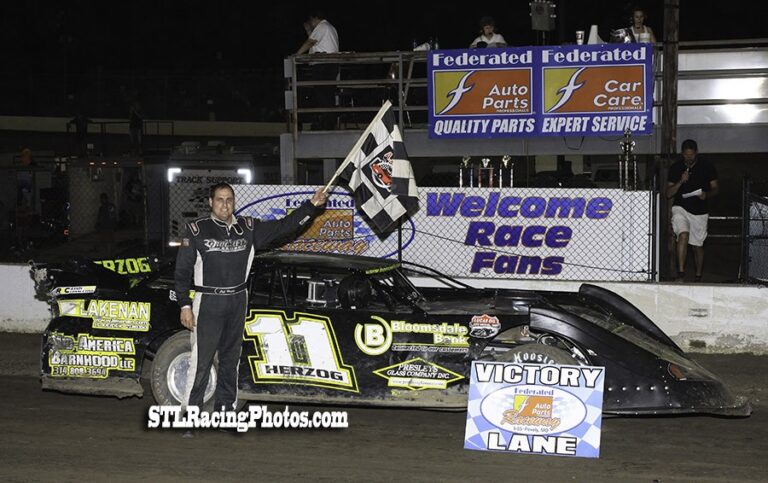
top-left (578, 283), bottom-right (682, 352)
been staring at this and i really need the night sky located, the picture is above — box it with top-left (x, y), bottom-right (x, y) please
top-left (4, 0), bottom-right (764, 73)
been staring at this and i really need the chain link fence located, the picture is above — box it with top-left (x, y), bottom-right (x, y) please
top-left (2, 167), bottom-right (654, 282)
top-left (0, 161), bottom-right (147, 263)
top-left (167, 183), bottom-right (654, 282)
top-left (743, 178), bottom-right (768, 282)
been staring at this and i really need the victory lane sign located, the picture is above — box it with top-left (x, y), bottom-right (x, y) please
top-left (464, 361), bottom-right (605, 458)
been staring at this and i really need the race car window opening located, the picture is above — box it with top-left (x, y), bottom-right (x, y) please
top-left (372, 271), bottom-right (425, 307)
top-left (249, 268), bottom-right (280, 306)
top-left (368, 278), bottom-right (397, 311)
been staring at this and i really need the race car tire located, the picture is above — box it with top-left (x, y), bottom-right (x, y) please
top-left (500, 344), bottom-right (576, 365)
top-left (151, 331), bottom-right (217, 412)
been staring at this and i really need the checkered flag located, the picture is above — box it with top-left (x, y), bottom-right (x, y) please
top-left (327, 101), bottom-right (418, 232)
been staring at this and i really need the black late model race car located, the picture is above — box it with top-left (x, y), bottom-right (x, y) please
top-left (34, 251), bottom-right (750, 416)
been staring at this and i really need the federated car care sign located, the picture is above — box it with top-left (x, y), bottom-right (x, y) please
top-left (234, 186), bottom-right (650, 281)
top-left (428, 44), bottom-right (652, 138)
top-left (464, 361), bottom-right (604, 458)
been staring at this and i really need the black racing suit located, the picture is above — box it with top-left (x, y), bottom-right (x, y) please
top-left (174, 202), bottom-right (318, 410)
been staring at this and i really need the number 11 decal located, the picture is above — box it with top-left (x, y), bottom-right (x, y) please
top-left (244, 310), bottom-right (358, 392)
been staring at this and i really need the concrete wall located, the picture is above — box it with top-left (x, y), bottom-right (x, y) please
top-left (2, 263), bottom-right (767, 354)
top-left (0, 264), bottom-right (50, 333)
top-left (413, 278), bottom-right (768, 354)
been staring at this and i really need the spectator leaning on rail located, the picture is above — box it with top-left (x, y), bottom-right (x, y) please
top-left (666, 139), bottom-right (719, 282)
top-left (295, 11), bottom-right (339, 130)
top-left (174, 182), bottom-right (327, 426)
top-left (470, 16), bottom-right (507, 48)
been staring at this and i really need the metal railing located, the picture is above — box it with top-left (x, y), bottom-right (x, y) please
top-left (64, 119), bottom-right (175, 155)
top-left (285, 51), bottom-right (430, 136)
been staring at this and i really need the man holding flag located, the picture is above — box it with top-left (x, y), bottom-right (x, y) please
top-left (326, 101), bottom-right (419, 232)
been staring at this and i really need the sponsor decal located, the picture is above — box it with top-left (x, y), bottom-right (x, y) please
top-left (354, 315), bottom-right (393, 356)
top-left (355, 316), bottom-right (469, 355)
top-left (543, 65), bottom-right (645, 114)
top-left (57, 299), bottom-right (151, 332)
top-left (168, 290), bottom-right (196, 302)
top-left (174, 175), bottom-right (243, 184)
top-left (203, 238), bottom-right (247, 253)
top-left (364, 263), bottom-right (401, 275)
top-left (232, 188), bottom-right (415, 259)
top-left (501, 391), bottom-right (561, 432)
top-left (288, 206), bottom-right (366, 255)
top-left (509, 350), bottom-right (559, 365)
top-left (469, 314), bottom-right (501, 338)
top-left (373, 358), bottom-right (464, 390)
top-left (50, 286), bottom-right (97, 296)
top-left (433, 69), bottom-right (532, 117)
top-left (244, 310), bottom-right (358, 392)
top-left (48, 332), bottom-right (137, 379)
top-left (94, 257), bottom-right (152, 275)
top-left (371, 151), bottom-right (394, 190)
top-left (464, 361), bottom-right (604, 458)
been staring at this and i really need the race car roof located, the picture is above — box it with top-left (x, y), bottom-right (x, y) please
top-left (255, 251), bottom-right (396, 273)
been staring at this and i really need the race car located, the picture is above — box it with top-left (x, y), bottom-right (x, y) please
top-left (34, 251), bottom-right (750, 416)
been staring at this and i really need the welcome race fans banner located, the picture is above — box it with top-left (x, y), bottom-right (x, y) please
top-left (428, 43), bottom-right (653, 138)
top-left (165, 185), bottom-right (651, 282)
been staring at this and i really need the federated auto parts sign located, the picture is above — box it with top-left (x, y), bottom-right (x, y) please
top-left (428, 43), bottom-right (653, 138)
top-left (220, 185), bottom-right (649, 282)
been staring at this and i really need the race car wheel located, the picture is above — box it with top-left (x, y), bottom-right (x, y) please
top-left (500, 344), bottom-right (576, 365)
top-left (151, 331), bottom-right (217, 411)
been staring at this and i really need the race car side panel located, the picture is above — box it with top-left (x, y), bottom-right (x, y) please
top-left (529, 308), bottom-right (749, 415)
top-left (39, 282), bottom-right (182, 398)
top-left (236, 306), bottom-right (477, 407)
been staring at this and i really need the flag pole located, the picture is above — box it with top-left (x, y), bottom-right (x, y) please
top-left (322, 100), bottom-right (393, 194)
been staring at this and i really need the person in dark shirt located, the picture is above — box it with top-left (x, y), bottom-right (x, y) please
top-left (666, 139), bottom-right (719, 281)
top-left (67, 112), bottom-right (92, 155)
top-left (96, 193), bottom-right (118, 256)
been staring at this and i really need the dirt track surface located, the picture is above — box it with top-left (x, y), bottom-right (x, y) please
top-left (1, 333), bottom-right (766, 482)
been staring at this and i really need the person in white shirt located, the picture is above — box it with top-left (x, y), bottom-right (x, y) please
top-left (470, 16), bottom-right (507, 48)
top-left (295, 12), bottom-right (340, 129)
top-left (631, 7), bottom-right (656, 43)
top-left (296, 12), bottom-right (339, 55)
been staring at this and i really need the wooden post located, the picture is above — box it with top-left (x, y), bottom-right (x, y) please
top-left (660, 0), bottom-right (680, 280)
